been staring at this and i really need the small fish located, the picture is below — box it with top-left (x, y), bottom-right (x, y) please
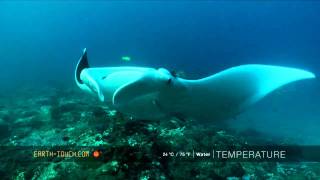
top-left (121, 56), bottom-right (131, 62)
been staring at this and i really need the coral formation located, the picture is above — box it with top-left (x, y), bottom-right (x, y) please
top-left (0, 86), bottom-right (319, 179)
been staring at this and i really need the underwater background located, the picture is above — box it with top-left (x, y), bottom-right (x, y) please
top-left (0, 1), bottom-right (320, 179)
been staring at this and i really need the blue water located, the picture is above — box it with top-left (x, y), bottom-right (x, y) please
top-left (0, 1), bottom-right (319, 143)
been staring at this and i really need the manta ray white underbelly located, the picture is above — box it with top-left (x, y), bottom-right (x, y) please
top-left (75, 48), bottom-right (316, 121)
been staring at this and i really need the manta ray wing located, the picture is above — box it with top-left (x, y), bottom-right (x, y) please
top-left (176, 64), bottom-right (316, 121)
top-left (112, 69), bottom-right (173, 119)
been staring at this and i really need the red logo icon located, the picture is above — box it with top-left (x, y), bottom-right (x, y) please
top-left (93, 150), bottom-right (100, 158)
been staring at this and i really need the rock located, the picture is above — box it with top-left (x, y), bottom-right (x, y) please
top-left (40, 106), bottom-right (51, 120)
top-left (35, 162), bottom-right (83, 180)
top-left (0, 119), bottom-right (10, 138)
top-left (212, 162), bottom-right (245, 178)
top-left (97, 161), bottom-right (119, 175)
top-left (62, 136), bottom-right (70, 141)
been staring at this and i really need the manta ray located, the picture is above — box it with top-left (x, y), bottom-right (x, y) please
top-left (75, 48), bottom-right (315, 122)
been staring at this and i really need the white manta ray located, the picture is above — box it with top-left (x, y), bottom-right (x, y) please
top-left (75, 48), bottom-right (315, 121)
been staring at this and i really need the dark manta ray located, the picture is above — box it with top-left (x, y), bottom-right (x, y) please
top-left (75, 48), bottom-right (315, 121)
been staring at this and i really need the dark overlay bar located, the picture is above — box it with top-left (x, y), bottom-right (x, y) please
top-left (1, 145), bottom-right (320, 162)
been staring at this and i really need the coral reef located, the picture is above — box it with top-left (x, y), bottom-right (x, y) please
top-left (0, 85), bottom-right (319, 179)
